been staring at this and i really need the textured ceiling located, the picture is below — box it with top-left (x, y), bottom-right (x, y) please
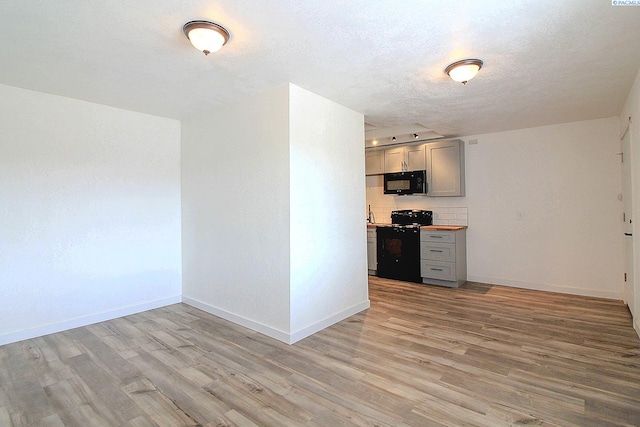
top-left (1, 0), bottom-right (639, 138)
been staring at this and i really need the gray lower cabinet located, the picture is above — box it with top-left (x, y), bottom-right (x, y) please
top-left (420, 229), bottom-right (466, 287)
top-left (367, 228), bottom-right (377, 275)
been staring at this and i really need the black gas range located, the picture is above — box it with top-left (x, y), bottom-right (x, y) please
top-left (376, 210), bottom-right (433, 283)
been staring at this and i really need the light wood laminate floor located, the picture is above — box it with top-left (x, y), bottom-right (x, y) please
top-left (1, 277), bottom-right (640, 426)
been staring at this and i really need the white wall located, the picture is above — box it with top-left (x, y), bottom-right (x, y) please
top-left (367, 117), bottom-right (623, 299)
top-left (0, 84), bottom-right (182, 345)
top-left (289, 84), bottom-right (369, 342)
top-left (181, 85), bottom-right (292, 340)
top-left (181, 83), bottom-right (369, 344)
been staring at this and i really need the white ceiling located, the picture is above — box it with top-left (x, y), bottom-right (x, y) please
top-left (1, 1), bottom-right (639, 138)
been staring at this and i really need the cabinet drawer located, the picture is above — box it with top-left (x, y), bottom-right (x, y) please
top-left (421, 260), bottom-right (456, 281)
top-left (421, 242), bottom-right (455, 262)
top-left (421, 231), bottom-right (455, 243)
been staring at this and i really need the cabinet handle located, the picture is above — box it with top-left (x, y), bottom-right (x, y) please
top-left (430, 235), bottom-right (443, 239)
top-left (430, 249), bottom-right (443, 252)
top-left (430, 268), bottom-right (444, 271)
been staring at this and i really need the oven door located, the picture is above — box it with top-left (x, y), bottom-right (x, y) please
top-left (376, 226), bottom-right (422, 283)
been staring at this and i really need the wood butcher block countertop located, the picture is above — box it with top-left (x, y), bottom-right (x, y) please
top-left (420, 225), bottom-right (467, 231)
top-left (367, 223), bottom-right (467, 231)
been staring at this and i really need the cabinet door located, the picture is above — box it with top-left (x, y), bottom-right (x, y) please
top-left (365, 150), bottom-right (385, 175)
top-left (367, 230), bottom-right (377, 273)
top-left (420, 260), bottom-right (457, 281)
top-left (406, 144), bottom-right (426, 171)
top-left (367, 237), bottom-right (377, 272)
top-left (384, 147), bottom-right (405, 173)
top-left (421, 230), bottom-right (456, 243)
top-left (420, 242), bottom-right (456, 262)
top-left (426, 140), bottom-right (465, 197)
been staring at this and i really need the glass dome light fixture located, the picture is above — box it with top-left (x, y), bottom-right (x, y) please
top-left (445, 59), bottom-right (483, 85)
top-left (183, 20), bottom-right (230, 55)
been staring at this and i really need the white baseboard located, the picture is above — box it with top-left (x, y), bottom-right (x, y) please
top-left (181, 296), bottom-right (291, 343)
top-left (182, 297), bottom-right (371, 345)
top-left (289, 300), bottom-right (371, 344)
top-left (0, 296), bottom-right (182, 346)
top-left (466, 275), bottom-right (623, 300)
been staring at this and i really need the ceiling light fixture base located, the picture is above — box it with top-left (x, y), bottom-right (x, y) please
top-left (183, 20), bottom-right (230, 55)
top-left (445, 59), bottom-right (483, 85)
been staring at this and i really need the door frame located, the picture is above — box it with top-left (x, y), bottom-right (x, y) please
top-left (621, 126), bottom-right (634, 315)
top-left (621, 114), bottom-right (640, 337)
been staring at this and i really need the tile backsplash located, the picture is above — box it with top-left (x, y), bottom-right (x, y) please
top-left (365, 175), bottom-right (468, 226)
top-left (431, 207), bottom-right (468, 226)
top-left (367, 206), bottom-right (468, 226)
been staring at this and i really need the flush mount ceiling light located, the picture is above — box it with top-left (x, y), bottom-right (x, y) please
top-left (183, 20), bottom-right (230, 55)
top-left (445, 59), bottom-right (483, 85)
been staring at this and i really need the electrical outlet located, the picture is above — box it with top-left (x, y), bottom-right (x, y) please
top-left (468, 138), bottom-right (478, 145)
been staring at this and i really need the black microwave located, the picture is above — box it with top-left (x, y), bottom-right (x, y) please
top-left (383, 170), bottom-right (427, 195)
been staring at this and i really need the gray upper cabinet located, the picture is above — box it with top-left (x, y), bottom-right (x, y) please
top-left (384, 144), bottom-right (425, 173)
top-left (384, 147), bottom-right (404, 173)
top-left (426, 139), bottom-right (465, 197)
top-left (406, 144), bottom-right (426, 171)
top-left (365, 149), bottom-right (385, 175)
